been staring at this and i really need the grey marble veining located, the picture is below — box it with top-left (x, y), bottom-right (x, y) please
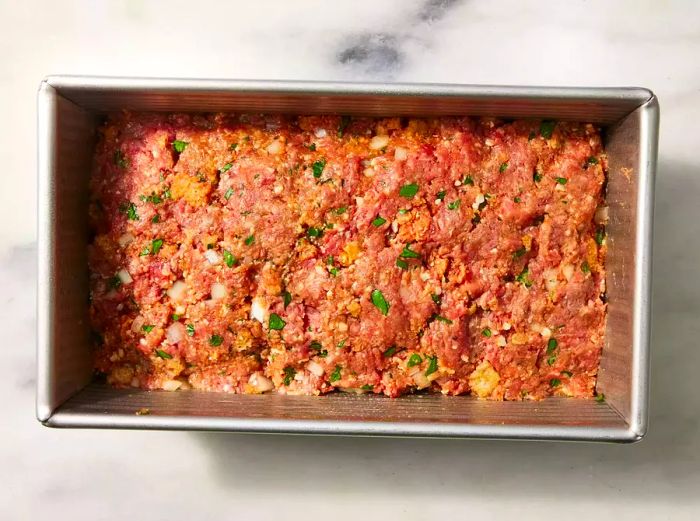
top-left (2, 0), bottom-right (700, 519)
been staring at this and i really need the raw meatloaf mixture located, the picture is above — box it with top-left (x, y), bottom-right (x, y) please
top-left (89, 113), bottom-right (607, 399)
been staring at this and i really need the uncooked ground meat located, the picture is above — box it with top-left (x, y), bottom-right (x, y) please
top-left (89, 113), bottom-right (607, 399)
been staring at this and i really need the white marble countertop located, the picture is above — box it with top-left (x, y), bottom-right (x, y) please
top-left (2, 0), bottom-right (699, 519)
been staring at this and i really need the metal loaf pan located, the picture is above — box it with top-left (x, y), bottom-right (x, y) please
top-left (36, 76), bottom-right (658, 442)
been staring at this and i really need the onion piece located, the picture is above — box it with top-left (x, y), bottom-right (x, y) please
top-left (210, 282), bottom-right (227, 300)
top-left (166, 322), bottom-right (185, 343)
top-left (131, 315), bottom-right (145, 333)
top-left (204, 249), bottom-right (222, 266)
top-left (118, 233), bottom-right (135, 247)
top-left (562, 264), bottom-right (574, 281)
top-left (266, 140), bottom-right (283, 155)
top-left (162, 380), bottom-right (182, 391)
top-left (412, 370), bottom-right (430, 389)
top-left (250, 297), bottom-right (267, 323)
top-left (394, 147), bottom-right (408, 160)
top-left (249, 372), bottom-right (274, 393)
top-left (369, 135), bottom-right (389, 150)
top-left (117, 269), bottom-right (133, 284)
top-left (595, 205), bottom-right (609, 224)
top-left (314, 128), bottom-right (327, 138)
top-left (167, 280), bottom-right (187, 301)
top-left (307, 360), bottom-right (324, 377)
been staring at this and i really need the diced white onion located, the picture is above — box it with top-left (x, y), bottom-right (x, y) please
top-left (250, 297), bottom-right (267, 323)
top-left (204, 249), bottom-right (222, 265)
top-left (167, 280), bottom-right (187, 301)
top-left (595, 206), bottom-right (609, 224)
top-left (369, 135), bottom-right (390, 150)
top-left (472, 194), bottom-right (485, 210)
top-left (544, 269), bottom-right (559, 291)
top-left (249, 372), bottom-right (274, 392)
top-left (210, 282), bottom-right (227, 300)
top-left (162, 380), bottom-right (182, 391)
top-left (562, 264), bottom-right (574, 281)
top-left (118, 233), bottom-right (135, 247)
top-left (166, 322), bottom-right (185, 343)
top-left (131, 315), bottom-right (145, 333)
top-left (394, 147), bottom-right (408, 160)
top-left (117, 269), bottom-right (133, 284)
top-left (412, 370), bottom-right (430, 389)
top-left (540, 327), bottom-right (552, 338)
top-left (307, 360), bottom-right (324, 377)
top-left (266, 140), bottom-right (283, 155)
top-left (314, 128), bottom-right (327, 138)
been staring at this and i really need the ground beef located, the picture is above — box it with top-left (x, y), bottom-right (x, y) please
top-left (89, 113), bottom-right (607, 400)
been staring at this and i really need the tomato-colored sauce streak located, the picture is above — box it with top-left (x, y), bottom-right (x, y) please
top-left (89, 113), bottom-right (607, 399)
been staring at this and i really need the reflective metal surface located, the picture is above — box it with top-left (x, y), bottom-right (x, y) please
top-left (37, 76), bottom-right (659, 441)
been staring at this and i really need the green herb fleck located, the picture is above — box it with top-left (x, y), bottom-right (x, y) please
top-left (151, 239), bottom-right (164, 255)
top-left (431, 293), bottom-right (441, 305)
top-left (329, 365), bottom-right (342, 382)
top-left (546, 355), bottom-right (557, 366)
top-left (151, 214), bottom-right (160, 223)
top-left (550, 378), bottom-right (561, 387)
top-left (307, 143), bottom-right (317, 151)
top-left (482, 327), bottom-right (492, 337)
top-left (398, 209), bottom-right (409, 215)
top-left (371, 289), bottom-right (390, 316)
top-left (361, 384), bottom-right (373, 391)
top-left (499, 162), bottom-right (508, 173)
top-left (434, 315), bottom-right (453, 324)
top-left (268, 313), bottom-right (286, 331)
top-left (581, 261), bottom-right (591, 274)
top-left (383, 346), bottom-right (397, 358)
top-left (283, 366), bottom-right (296, 386)
top-left (337, 339), bottom-right (347, 349)
top-left (399, 183), bottom-right (419, 198)
top-left (514, 196), bottom-right (522, 203)
top-left (463, 176), bottom-right (474, 186)
top-left (436, 190), bottom-right (447, 201)
top-left (561, 371), bottom-right (573, 377)
top-left (595, 393), bottom-right (606, 403)
top-left (400, 244), bottom-right (420, 259)
top-left (186, 324), bottom-right (195, 336)
top-left (155, 349), bottom-right (172, 359)
top-left (334, 206), bottom-right (347, 215)
top-left (540, 121), bottom-right (556, 139)
top-left (244, 235), bottom-right (255, 246)
top-left (447, 199), bottom-right (461, 210)
top-left (142, 324), bottom-right (155, 333)
top-left (555, 177), bottom-right (568, 185)
top-left (312, 159), bottom-right (326, 178)
top-left (513, 246), bottom-right (526, 259)
top-left (220, 163), bottom-right (233, 173)
top-left (425, 356), bottom-right (438, 376)
top-left (120, 202), bottom-right (139, 221)
top-left (222, 249), bottom-right (237, 268)
top-left (107, 275), bottom-right (122, 290)
top-left (229, 143), bottom-right (238, 151)
top-left (208, 334), bottom-right (223, 347)
top-left (113, 150), bottom-right (129, 169)
top-left (172, 314), bottom-right (180, 321)
top-left (329, 267), bottom-right (339, 277)
top-left (533, 171), bottom-right (543, 183)
top-left (337, 116), bottom-right (351, 137)
top-left (407, 353), bottom-right (422, 367)
top-left (282, 290), bottom-right (292, 308)
top-left (371, 216), bottom-right (387, 227)
top-left (396, 258), bottom-right (409, 270)
top-left (306, 227), bottom-right (323, 239)
top-left (547, 338), bottom-right (558, 353)
top-left (587, 156), bottom-right (599, 166)
top-left (516, 267), bottom-right (533, 288)
top-left (172, 140), bottom-right (188, 153)
top-left (224, 188), bottom-right (235, 200)
top-left (595, 228), bottom-right (605, 246)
